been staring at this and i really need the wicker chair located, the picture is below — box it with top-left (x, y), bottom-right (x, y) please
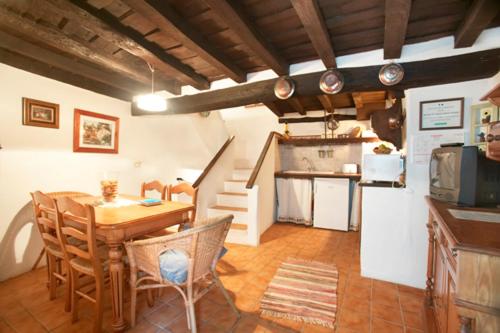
top-left (141, 180), bottom-right (167, 200)
top-left (124, 214), bottom-right (239, 332)
top-left (55, 196), bottom-right (108, 333)
top-left (30, 191), bottom-right (72, 311)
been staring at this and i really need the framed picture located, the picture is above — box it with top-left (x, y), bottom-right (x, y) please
top-left (419, 97), bottom-right (464, 130)
top-left (22, 97), bottom-right (59, 128)
top-left (73, 109), bottom-right (119, 154)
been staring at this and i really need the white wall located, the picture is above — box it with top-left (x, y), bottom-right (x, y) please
top-left (0, 64), bottom-right (228, 281)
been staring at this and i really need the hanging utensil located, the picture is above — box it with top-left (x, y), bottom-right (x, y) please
top-left (319, 69), bottom-right (344, 94)
top-left (379, 63), bottom-right (404, 86)
top-left (274, 76), bottom-right (295, 100)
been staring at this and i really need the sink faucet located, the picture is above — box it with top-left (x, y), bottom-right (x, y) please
top-left (302, 157), bottom-right (315, 172)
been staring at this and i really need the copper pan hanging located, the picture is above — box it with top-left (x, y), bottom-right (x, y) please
top-left (319, 69), bottom-right (344, 94)
top-left (274, 76), bottom-right (295, 100)
top-left (379, 63), bottom-right (404, 86)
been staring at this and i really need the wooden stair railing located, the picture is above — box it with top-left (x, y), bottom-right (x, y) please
top-left (246, 132), bottom-right (283, 189)
top-left (192, 136), bottom-right (235, 188)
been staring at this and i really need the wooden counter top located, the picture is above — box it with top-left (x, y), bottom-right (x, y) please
top-left (275, 171), bottom-right (361, 180)
top-left (426, 196), bottom-right (500, 256)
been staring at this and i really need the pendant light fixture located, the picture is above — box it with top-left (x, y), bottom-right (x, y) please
top-left (136, 63), bottom-right (167, 112)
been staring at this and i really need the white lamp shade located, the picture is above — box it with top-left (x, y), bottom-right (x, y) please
top-left (136, 93), bottom-right (167, 112)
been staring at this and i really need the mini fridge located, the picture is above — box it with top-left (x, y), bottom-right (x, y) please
top-left (313, 178), bottom-right (350, 231)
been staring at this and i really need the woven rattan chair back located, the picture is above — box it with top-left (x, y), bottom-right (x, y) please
top-left (141, 180), bottom-right (167, 200)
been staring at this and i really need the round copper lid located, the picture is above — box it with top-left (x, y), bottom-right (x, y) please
top-left (319, 69), bottom-right (344, 94)
top-left (274, 76), bottom-right (295, 100)
top-left (379, 63), bottom-right (404, 86)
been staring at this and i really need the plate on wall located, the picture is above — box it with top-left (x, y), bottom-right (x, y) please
top-left (319, 69), bottom-right (344, 94)
top-left (274, 76), bottom-right (295, 100)
top-left (379, 63), bottom-right (404, 86)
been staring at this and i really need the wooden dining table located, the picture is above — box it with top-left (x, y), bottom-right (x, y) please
top-left (74, 194), bottom-right (194, 332)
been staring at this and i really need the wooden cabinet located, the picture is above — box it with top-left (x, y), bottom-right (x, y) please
top-left (425, 197), bottom-right (500, 333)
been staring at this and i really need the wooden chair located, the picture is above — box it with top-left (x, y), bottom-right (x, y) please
top-left (30, 191), bottom-right (72, 311)
top-left (55, 196), bottom-right (108, 333)
top-left (169, 182), bottom-right (198, 228)
top-left (124, 214), bottom-right (239, 332)
top-left (141, 180), bottom-right (167, 200)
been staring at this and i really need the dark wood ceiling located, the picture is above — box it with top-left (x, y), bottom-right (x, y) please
top-left (0, 0), bottom-right (499, 113)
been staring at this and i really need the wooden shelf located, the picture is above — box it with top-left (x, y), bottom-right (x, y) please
top-left (278, 137), bottom-right (380, 146)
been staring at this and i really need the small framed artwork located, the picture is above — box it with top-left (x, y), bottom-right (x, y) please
top-left (73, 109), bottom-right (119, 154)
top-left (22, 97), bottom-right (59, 128)
top-left (419, 97), bottom-right (464, 131)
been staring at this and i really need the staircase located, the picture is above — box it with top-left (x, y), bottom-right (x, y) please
top-left (207, 168), bottom-right (252, 245)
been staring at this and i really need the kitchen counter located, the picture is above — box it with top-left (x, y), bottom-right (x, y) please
top-left (275, 171), bottom-right (361, 180)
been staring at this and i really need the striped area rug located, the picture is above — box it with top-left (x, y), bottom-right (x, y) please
top-left (260, 258), bottom-right (338, 329)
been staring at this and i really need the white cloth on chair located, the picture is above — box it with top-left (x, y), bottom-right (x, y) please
top-left (276, 178), bottom-right (312, 226)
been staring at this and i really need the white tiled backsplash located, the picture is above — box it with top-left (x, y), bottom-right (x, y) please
top-left (280, 144), bottom-right (362, 173)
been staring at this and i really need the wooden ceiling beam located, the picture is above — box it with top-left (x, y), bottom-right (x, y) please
top-left (0, 48), bottom-right (131, 101)
top-left (122, 0), bottom-right (246, 83)
top-left (287, 97), bottom-right (306, 115)
top-left (383, 0), bottom-right (411, 59)
top-left (131, 49), bottom-right (500, 116)
top-left (278, 114), bottom-right (356, 124)
top-left (317, 95), bottom-right (335, 113)
top-left (263, 101), bottom-right (284, 117)
top-left (203, 0), bottom-right (289, 75)
top-left (290, 0), bottom-right (336, 68)
top-left (0, 30), bottom-right (146, 96)
top-left (0, 5), bottom-right (176, 92)
top-left (454, 0), bottom-right (500, 48)
top-left (45, 0), bottom-right (209, 90)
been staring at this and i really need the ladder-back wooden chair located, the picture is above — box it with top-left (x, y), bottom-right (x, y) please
top-left (124, 214), bottom-right (239, 332)
top-left (169, 182), bottom-right (199, 229)
top-left (30, 191), bottom-right (71, 311)
top-left (141, 180), bottom-right (167, 200)
top-left (55, 196), bottom-right (108, 333)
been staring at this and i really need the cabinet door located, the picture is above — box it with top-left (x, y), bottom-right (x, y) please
top-left (313, 178), bottom-right (349, 231)
top-left (446, 275), bottom-right (460, 333)
top-left (434, 246), bottom-right (448, 333)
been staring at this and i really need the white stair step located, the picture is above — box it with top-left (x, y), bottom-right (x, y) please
top-left (216, 192), bottom-right (248, 208)
top-left (232, 168), bottom-right (252, 181)
top-left (226, 229), bottom-right (249, 245)
top-left (207, 205), bottom-right (248, 225)
top-left (224, 180), bottom-right (247, 193)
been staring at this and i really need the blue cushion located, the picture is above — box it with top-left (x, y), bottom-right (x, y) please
top-left (159, 249), bottom-right (188, 284)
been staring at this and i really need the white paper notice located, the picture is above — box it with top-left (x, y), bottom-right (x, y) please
top-left (410, 132), bottom-right (464, 165)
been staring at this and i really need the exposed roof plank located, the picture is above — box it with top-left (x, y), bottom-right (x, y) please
top-left (0, 30), bottom-right (145, 95)
top-left (263, 101), bottom-right (284, 117)
top-left (383, 0), bottom-right (411, 59)
top-left (122, 0), bottom-right (246, 83)
top-left (287, 97), bottom-right (306, 115)
top-left (291, 0), bottom-right (336, 68)
top-left (0, 4), bottom-right (176, 92)
top-left (203, 0), bottom-right (289, 75)
top-left (44, 0), bottom-right (209, 90)
top-left (278, 114), bottom-right (356, 124)
top-left (454, 0), bottom-right (500, 48)
top-left (130, 49), bottom-right (500, 115)
top-left (0, 48), bottom-right (131, 101)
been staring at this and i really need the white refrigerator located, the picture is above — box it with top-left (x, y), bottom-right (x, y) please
top-left (313, 178), bottom-right (350, 231)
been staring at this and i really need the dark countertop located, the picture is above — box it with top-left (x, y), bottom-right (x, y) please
top-left (426, 196), bottom-right (500, 256)
top-left (275, 171), bottom-right (361, 180)
top-left (359, 181), bottom-right (405, 188)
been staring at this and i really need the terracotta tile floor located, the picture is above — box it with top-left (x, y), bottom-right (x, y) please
top-left (0, 223), bottom-right (426, 332)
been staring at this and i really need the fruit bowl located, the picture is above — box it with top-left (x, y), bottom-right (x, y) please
top-left (373, 144), bottom-right (393, 154)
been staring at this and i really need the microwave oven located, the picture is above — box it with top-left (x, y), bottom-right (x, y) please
top-left (362, 154), bottom-right (402, 182)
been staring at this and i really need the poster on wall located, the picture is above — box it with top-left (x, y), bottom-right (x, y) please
top-left (410, 132), bottom-right (465, 165)
top-left (419, 98), bottom-right (464, 130)
top-left (73, 109), bottom-right (119, 154)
